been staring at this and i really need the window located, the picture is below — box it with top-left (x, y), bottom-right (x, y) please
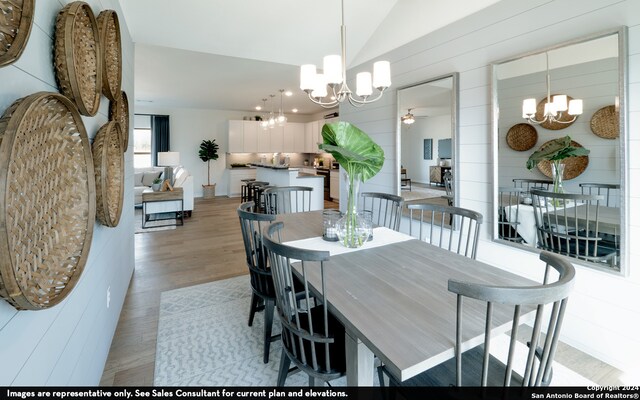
top-left (134, 115), bottom-right (152, 168)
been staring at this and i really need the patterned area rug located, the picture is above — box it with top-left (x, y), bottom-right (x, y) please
top-left (134, 207), bottom-right (177, 234)
top-left (155, 276), bottom-right (595, 386)
top-left (401, 185), bottom-right (446, 202)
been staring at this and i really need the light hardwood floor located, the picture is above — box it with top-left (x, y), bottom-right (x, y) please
top-left (100, 196), bottom-right (622, 386)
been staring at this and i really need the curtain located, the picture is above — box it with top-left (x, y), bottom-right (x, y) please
top-left (151, 115), bottom-right (170, 166)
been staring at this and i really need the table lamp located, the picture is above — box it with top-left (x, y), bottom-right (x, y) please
top-left (158, 151), bottom-right (180, 186)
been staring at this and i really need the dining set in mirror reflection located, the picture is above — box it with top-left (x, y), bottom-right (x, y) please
top-left (498, 180), bottom-right (620, 270)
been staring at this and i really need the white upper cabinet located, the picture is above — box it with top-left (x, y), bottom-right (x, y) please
top-left (228, 120), bottom-right (244, 153)
top-left (285, 122), bottom-right (305, 153)
top-left (257, 127), bottom-right (270, 153)
top-left (243, 121), bottom-right (258, 153)
top-left (270, 126), bottom-right (284, 153)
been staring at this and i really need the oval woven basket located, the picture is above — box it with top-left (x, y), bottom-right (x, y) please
top-left (93, 121), bottom-right (124, 227)
top-left (0, 0), bottom-right (35, 67)
top-left (109, 90), bottom-right (129, 150)
top-left (536, 139), bottom-right (589, 180)
top-left (506, 123), bottom-right (537, 151)
top-left (535, 95), bottom-right (577, 130)
top-left (0, 92), bottom-right (95, 310)
top-left (96, 9), bottom-right (122, 102)
top-left (590, 105), bottom-right (619, 139)
top-left (54, 1), bottom-right (102, 116)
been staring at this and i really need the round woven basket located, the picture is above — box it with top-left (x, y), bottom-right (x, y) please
top-left (590, 105), bottom-right (619, 139)
top-left (535, 95), bottom-right (577, 130)
top-left (96, 9), bottom-right (122, 102)
top-left (506, 123), bottom-right (537, 151)
top-left (536, 139), bottom-right (589, 180)
top-left (93, 121), bottom-right (124, 227)
top-left (54, 1), bottom-right (102, 116)
top-left (0, 92), bottom-right (95, 310)
top-left (0, 0), bottom-right (35, 67)
top-left (109, 90), bottom-right (129, 150)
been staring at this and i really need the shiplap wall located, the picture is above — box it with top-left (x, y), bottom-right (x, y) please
top-left (342, 0), bottom-right (640, 372)
top-left (0, 0), bottom-right (135, 384)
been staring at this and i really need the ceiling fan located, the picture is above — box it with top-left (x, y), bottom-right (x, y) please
top-left (401, 108), bottom-right (428, 125)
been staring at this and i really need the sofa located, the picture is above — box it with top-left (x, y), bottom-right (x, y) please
top-left (134, 166), bottom-right (194, 215)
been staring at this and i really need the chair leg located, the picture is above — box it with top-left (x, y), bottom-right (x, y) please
top-left (248, 293), bottom-right (259, 327)
top-left (277, 349), bottom-right (290, 387)
top-left (263, 299), bottom-right (275, 363)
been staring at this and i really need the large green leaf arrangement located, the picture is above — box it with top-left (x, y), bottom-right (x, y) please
top-left (319, 121), bottom-right (385, 181)
top-left (526, 135), bottom-right (589, 170)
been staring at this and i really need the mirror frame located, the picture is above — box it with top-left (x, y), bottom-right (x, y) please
top-left (490, 26), bottom-right (629, 276)
top-left (395, 72), bottom-right (460, 205)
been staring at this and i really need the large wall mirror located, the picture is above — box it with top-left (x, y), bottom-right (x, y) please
top-left (396, 73), bottom-right (459, 206)
top-left (491, 27), bottom-right (628, 275)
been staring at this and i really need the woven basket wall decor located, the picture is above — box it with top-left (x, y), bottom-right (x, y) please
top-left (0, 92), bottom-right (95, 310)
top-left (536, 139), bottom-right (589, 180)
top-left (109, 90), bottom-right (129, 150)
top-left (535, 95), bottom-right (577, 130)
top-left (0, 0), bottom-right (35, 67)
top-left (96, 9), bottom-right (121, 102)
top-left (54, 1), bottom-right (102, 116)
top-left (590, 105), bottom-right (619, 139)
top-left (93, 121), bottom-right (124, 227)
top-left (506, 123), bottom-right (537, 151)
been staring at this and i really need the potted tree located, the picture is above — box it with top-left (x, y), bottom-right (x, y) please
top-left (199, 139), bottom-right (219, 199)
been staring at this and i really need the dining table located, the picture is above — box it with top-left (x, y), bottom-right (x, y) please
top-left (275, 210), bottom-right (538, 385)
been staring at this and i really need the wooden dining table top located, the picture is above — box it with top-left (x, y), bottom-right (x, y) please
top-left (275, 211), bottom-right (538, 383)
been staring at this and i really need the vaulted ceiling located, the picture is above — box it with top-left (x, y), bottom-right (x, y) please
top-left (119, 0), bottom-right (501, 115)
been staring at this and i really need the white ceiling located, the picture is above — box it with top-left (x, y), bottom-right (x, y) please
top-left (119, 0), bottom-right (501, 115)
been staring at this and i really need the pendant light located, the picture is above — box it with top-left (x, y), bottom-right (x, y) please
top-left (277, 89), bottom-right (287, 126)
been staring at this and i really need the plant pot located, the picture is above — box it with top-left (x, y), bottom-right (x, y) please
top-left (152, 183), bottom-right (161, 192)
top-left (202, 184), bottom-right (216, 199)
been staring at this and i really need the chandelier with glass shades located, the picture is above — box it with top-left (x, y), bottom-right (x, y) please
top-left (259, 91), bottom-right (289, 130)
top-left (299, 0), bottom-right (391, 108)
top-left (522, 52), bottom-right (583, 125)
top-left (401, 109), bottom-right (415, 125)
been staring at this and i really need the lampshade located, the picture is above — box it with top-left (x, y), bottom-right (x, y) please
top-left (356, 72), bottom-right (373, 97)
top-left (300, 64), bottom-right (317, 91)
top-left (158, 151), bottom-right (180, 166)
top-left (372, 61), bottom-right (391, 89)
top-left (323, 55), bottom-right (342, 85)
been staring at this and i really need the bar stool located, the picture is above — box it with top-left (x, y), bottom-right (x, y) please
top-left (241, 178), bottom-right (256, 202)
top-left (248, 181), bottom-right (269, 212)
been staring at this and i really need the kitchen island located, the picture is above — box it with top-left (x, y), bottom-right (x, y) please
top-left (253, 164), bottom-right (324, 211)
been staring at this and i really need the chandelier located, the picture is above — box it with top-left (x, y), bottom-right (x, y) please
top-left (260, 95), bottom-right (277, 130)
top-left (276, 89), bottom-right (287, 126)
top-left (522, 52), bottom-right (583, 125)
top-left (299, 0), bottom-right (391, 108)
top-left (401, 109), bottom-right (415, 125)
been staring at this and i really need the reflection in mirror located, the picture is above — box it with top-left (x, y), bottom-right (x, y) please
top-left (396, 74), bottom-right (458, 208)
top-left (492, 27), bottom-right (627, 275)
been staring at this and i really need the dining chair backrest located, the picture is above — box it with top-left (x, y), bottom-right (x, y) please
top-left (530, 190), bottom-right (617, 266)
top-left (407, 203), bottom-right (483, 259)
top-left (448, 251), bottom-right (575, 386)
top-left (579, 183), bottom-right (620, 207)
top-left (262, 222), bottom-right (345, 384)
top-left (264, 186), bottom-right (313, 215)
top-left (360, 192), bottom-right (404, 231)
top-left (443, 171), bottom-right (454, 206)
top-left (513, 178), bottom-right (552, 195)
top-left (237, 202), bottom-right (277, 298)
top-left (498, 187), bottom-right (526, 243)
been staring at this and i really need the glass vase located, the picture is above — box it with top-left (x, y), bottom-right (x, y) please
top-left (336, 172), bottom-right (371, 248)
top-left (552, 161), bottom-right (565, 194)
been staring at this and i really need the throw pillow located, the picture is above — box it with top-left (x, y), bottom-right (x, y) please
top-left (142, 171), bottom-right (162, 186)
top-left (174, 168), bottom-right (188, 188)
top-left (134, 172), bottom-right (144, 186)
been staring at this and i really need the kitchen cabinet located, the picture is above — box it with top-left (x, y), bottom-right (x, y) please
top-left (243, 121), bottom-right (258, 153)
top-left (257, 127), bottom-right (270, 153)
top-left (228, 120), bottom-right (244, 153)
top-left (285, 122), bottom-right (305, 153)
top-left (330, 169), bottom-right (340, 200)
top-left (270, 126), bottom-right (284, 153)
top-left (227, 168), bottom-right (257, 197)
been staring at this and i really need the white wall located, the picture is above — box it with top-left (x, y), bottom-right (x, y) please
top-left (136, 106), bottom-right (247, 197)
top-left (341, 0), bottom-right (640, 373)
top-left (0, 0), bottom-right (135, 385)
top-left (401, 115), bottom-right (451, 184)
